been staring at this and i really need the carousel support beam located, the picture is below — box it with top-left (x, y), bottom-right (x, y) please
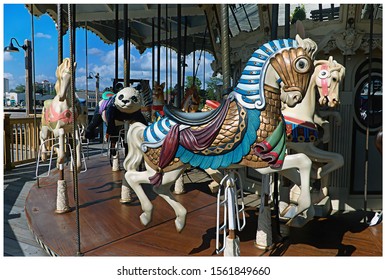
top-left (284, 4), bottom-right (290, 38)
top-left (364, 4), bottom-right (374, 224)
top-left (157, 4), bottom-right (161, 85)
top-left (68, 3), bottom-right (82, 256)
top-left (176, 4), bottom-right (182, 108)
top-left (270, 3), bottom-right (281, 242)
top-left (271, 4), bottom-right (279, 40)
top-left (182, 16), bottom-right (188, 91)
top-left (220, 4), bottom-right (230, 92)
top-left (124, 4), bottom-right (130, 86)
top-left (114, 4), bottom-right (119, 92)
top-left (57, 4), bottom-right (63, 64)
top-left (152, 18), bottom-right (155, 90)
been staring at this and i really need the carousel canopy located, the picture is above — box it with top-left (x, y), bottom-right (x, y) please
top-left (25, 4), bottom-right (261, 55)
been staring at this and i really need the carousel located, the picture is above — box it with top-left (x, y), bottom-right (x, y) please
top-left (7, 4), bottom-right (382, 257)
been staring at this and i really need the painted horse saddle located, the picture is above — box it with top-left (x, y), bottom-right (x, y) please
top-left (163, 98), bottom-right (227, 126)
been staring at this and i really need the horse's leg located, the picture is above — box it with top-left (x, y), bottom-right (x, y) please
top-left (53, 127), bottom-right (70, 213)
top-left (110, 138), bottom-right (120, 171)
top-left (56, 128), bottom-right (65, 165)
top-left (120, 174), bottom-right (132, 203)
top-left (260, 153), bottom-right (313, 226)
top-left (39, 126), bottom-right (49, 161)
top-left (173, 174), bottom-right (185, 194)
top-left (75, 129), bottom-right (82, 171)
top-left (153, 168), bottom-right (188, 232)
top-left (288, 143), bottom-right (344, 201)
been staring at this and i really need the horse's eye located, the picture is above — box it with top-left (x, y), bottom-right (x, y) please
top-left (131, 96), bottom-right (138, 103)
top-left (118, 94), bottom-right (124, 100)
top-left (318, 70), bottom-right (330, 79)
top-left (294, 57), bottom-right (311, 73)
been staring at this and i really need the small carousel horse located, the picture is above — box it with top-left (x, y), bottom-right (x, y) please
top-left (181, 85), bottom-right (201, 113)
top-left (282, 56), bottom-right (346, 209)
top-left (85, 86), bottom-right (147, 171)
top-left (39, 57), bottom-right (82, 213)
top-left (152, 81), bottom-right (165, 121)
top-left (120, 35), bottom-right (317, 255)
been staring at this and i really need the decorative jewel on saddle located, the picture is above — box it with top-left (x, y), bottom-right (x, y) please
top-left (284, 115), bottom-right (318, 143)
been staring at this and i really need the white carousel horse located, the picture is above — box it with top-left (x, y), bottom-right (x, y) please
top-left (282, 56), bottom-right (346, 209)
top-left (40, 58), bottom-right (81, 169)
top-left (39, 58), bottom-right (82, 213)
top-left (120, 35), bottom-right (318, 253)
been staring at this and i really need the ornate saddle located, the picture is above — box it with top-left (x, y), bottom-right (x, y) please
top-left (163, 98), bottom-right (227, 126)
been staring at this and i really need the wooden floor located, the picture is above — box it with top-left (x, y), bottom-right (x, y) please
top-left (24, 156), bottom-right (382, 257)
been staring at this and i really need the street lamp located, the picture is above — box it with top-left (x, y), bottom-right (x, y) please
top-left (87, 72), bottom-right (100, 107)
top-left (4, 38), bottom-right (33, 115)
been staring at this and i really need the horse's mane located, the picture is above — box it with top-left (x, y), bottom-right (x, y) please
top-left (54, 58), bottom-right (70, 95)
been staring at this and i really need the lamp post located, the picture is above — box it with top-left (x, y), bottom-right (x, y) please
top-left (4, 38), bottom-right (33, 115)
top-left (87, 72), bottom-right (100, 107)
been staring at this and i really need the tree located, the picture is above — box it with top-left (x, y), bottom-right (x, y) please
top-left (185, 76), bottom-right (202, 89)
top-left (291, 5), bottom-right (306, 24)
top-left (206, 76), bottom-right (223, 101)
top-left (13, 84), bottom-right (25, 93)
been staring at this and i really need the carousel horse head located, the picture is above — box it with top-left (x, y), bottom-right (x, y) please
top-left (153, 81), bottom-right (165, 105)
top-left (314, 56), bottom-right (346, 107)
top-left (115, 86), bottom-right (142, 114)
top-left (182, 85), bottom-right (200, 112)
top-left (54, 57), bottom-right (76, 101)
top-left (273, 35), bottom-right (317, 107)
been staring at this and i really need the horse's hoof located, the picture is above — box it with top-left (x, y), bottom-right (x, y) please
top-left (173, 189), bottom-right (186, 195)
top-left (285, 206), bottom-right (315, 228)
top-left (175, 218), bottom-right (186, 233)
top-left (140, 212), bottom-right (151, 227)
top-left (279, 202), bottom-right (298, 220)
top-left (254, 242), bottom-right (274, 251)
top-left (119, 197), bottom-right (132, 204)
top-left (55, 207), bottom-right (71, 214)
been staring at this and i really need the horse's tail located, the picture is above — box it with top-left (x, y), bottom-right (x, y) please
top-left (123, 122), bottom-right (146, 171)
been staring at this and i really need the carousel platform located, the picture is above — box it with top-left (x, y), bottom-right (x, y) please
top-left (23, 154), bottom-right (382, 256)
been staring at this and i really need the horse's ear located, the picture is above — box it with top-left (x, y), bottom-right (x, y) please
top-left (295, 20), bottom-right (306, 39)
top-left (328, 56), bottom-right (334, 63)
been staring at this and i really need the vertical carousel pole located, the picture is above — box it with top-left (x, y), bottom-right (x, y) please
top-left (364, 4), bottom-right (374, 224)
top-left (176, 5), bottom-right (182, 107)
top-left (255, 4), bottom-right (279, 250)
top-left (57, 4), bottom-right (64, 186)
top-left (114, 4), bottom-right (119, 92)
top-left (30, 5), bottom-right (40, 188)
top-left (221, 4), bottom-right (230, 92)
top-left (124, 4), bottom-right (130, 87)
top-left (152, 18), bottom-right (155, 90)
top-left (157, 4), bottom-right (161, 86)
top-left (165, 4), bottom-right (168, 98)
top-left (54, 4), bottom-right (67, 213)
top-left (182, 16), bottom-right (188, 91)
top-left (68, 4), bottom-right (82, 256)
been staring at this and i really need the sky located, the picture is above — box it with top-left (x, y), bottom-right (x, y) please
top-left (2, 3), bottom-right (215, 93)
